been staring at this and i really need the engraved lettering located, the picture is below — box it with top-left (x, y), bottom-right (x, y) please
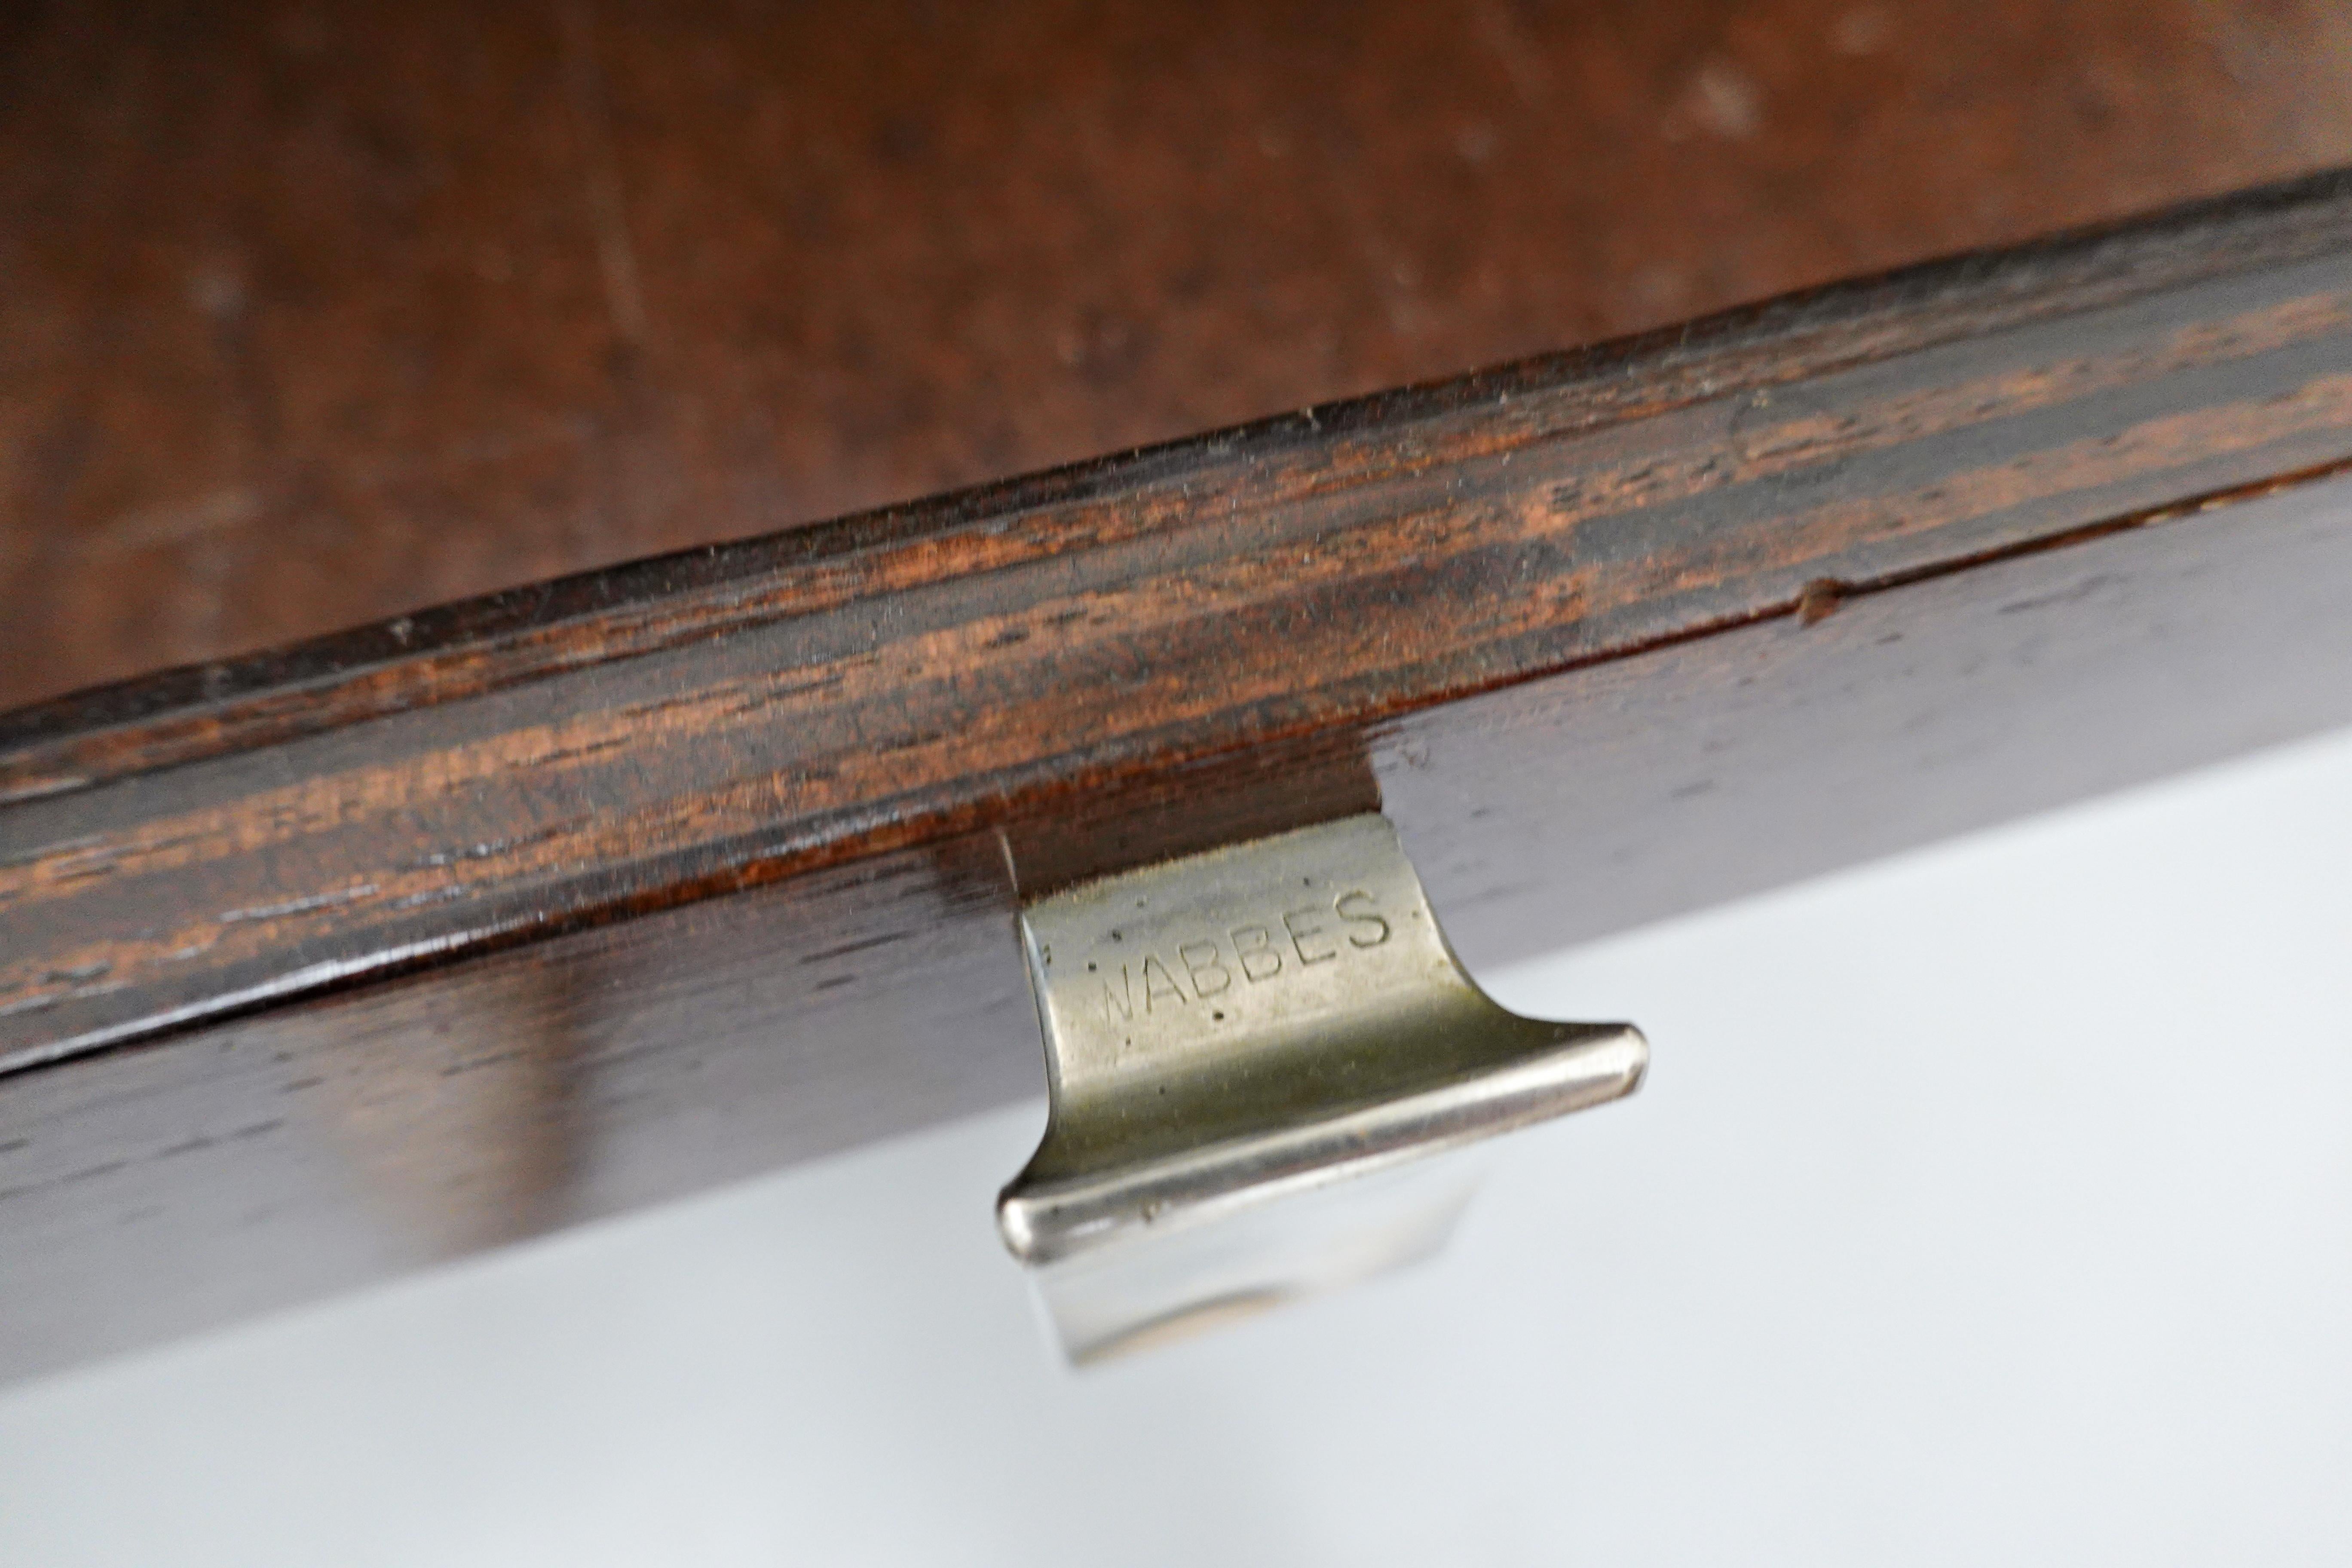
top-left (1141, 953), bottom-right (1189, 1010)
top-left (1178, 940), bottom-right (1231, 996)
top-left (1099, 964), bottom-right (1135, 1022)
top-left (1230, 924), bottom-right (1283, 982)
top-left (1283, 907), bottom-right (1338, 965)
top-left (1335, 889), bottom-right (1391, 948)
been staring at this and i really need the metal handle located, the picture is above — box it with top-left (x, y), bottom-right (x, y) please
top-left (998, 812), bottom-right (1646, 1363)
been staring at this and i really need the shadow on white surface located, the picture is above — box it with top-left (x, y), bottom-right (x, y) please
top-left (4, 729), bottom-right (2351, 1566)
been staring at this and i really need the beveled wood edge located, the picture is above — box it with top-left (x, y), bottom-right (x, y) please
top-left (14, 461), bottom-right (2352, 1384)
top-left (8, 166), bottom-right (2351, 797)
top-left (9, 168), bottom-right (2352, 1073)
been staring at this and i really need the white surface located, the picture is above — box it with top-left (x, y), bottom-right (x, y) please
top-left (6, 730), bottom-right (2352, 1566)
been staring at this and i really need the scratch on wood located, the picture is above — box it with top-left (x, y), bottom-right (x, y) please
top-left (218, 885), bottom-right (382, 924)
top-left (555, 0), bottom-right (649, 348)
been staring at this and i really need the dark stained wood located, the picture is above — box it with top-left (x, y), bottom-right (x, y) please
top-left (0, 836), bottom-right (1039, 1381)
top-left (9, 170), bottom-right (2352, 1072)
top-left (7, 0), bottom-right (2352, 711)
top-left (1408, 468), bottom-right (2352, 968)
top-left (9, 462), bottom-right (2352, 1384)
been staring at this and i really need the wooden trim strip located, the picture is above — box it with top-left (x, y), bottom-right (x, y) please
top-left (7, 170), bottom-right (2352, 1073)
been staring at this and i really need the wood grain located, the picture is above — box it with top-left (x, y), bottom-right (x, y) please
top-left (9, 170), bottom-right (2352, 1072)
top-left (7, 0), bottom-right (2352, 710)
top-left (12, 3), bottom-right (2352, 1386)
top-left (10, 460), bottom-right (2352, 1383)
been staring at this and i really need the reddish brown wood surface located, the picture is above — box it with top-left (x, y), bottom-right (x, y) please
top-left (9, 460), bottom-right (2352, 1384)
top-left (9, 170), bottom-right (2352, 1072)
top-left (10, 9), bottom-right (2352, 1379)
top-left (6, 0), bottom-right (2352, 711)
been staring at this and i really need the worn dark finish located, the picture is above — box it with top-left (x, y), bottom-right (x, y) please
top-left (7, 0), bottom-right (2352, 711)
top-left (9, 462), bottom-right (2352, 1383)
top-left (9, 171), bottom-right (2352, 1071)
top-left (12, 156), bottom-right (2352, 1379)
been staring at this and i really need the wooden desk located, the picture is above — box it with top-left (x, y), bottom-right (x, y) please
top-left (5, 4), bottom-right (2352, 1382)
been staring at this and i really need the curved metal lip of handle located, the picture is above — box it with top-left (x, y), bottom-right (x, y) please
top-left (996, 812), bottom-right (1648, 1272)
